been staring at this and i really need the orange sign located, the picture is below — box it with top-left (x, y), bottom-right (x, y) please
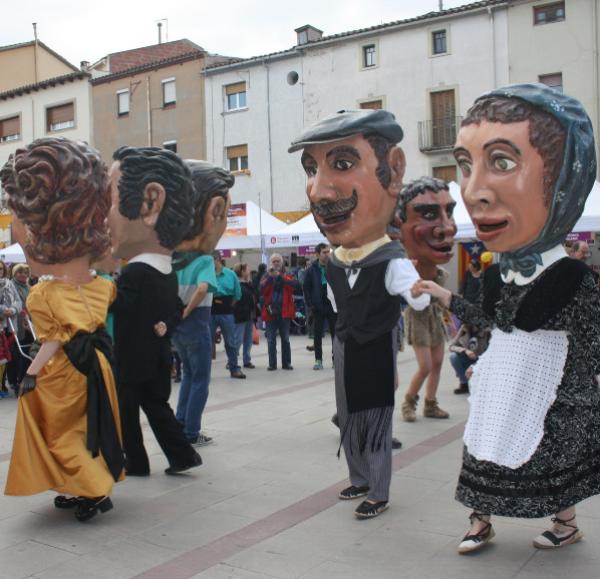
top-left (224, 203), bottom-right (247, 237)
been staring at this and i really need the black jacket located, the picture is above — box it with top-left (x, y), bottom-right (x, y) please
top-left (111, 262), bottom-right (183, 384)
top-left (233, 281), bottom-right (256, 323)
top-left (303, 261), bottom-right (331, 314)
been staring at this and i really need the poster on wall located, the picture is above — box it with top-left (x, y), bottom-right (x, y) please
top-left (224, 203), bottom-right (247, 237)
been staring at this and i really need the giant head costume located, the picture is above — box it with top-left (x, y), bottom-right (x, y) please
top-left (0, 138), bottom-right (111, 270)
top-left (289, 109), bottom-right (406, 249)
top-left (108, 146), bottom-right (195, 260)
top-left (176, 160), bottom-right (233, 255)
top-left (454, 83), bottom-right (596, 278)
top-left (396, 176), bottom-right (457, 276)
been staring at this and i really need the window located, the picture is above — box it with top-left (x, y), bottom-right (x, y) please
top-left (430, 89), bottom-right (456, 148)
top-left (46, 102), bottom-right (75, 132)
top-left (297, 30), bottom-right (308, 45)
top-left (534, 2), bottom-right (565, 25)
top-left (432, 30), bottom-right (447, 55)
top-left (363, 44), bottom-right (376, 68)
top-left (360, 99), bottom-right (383, 110)
top-left (163, 140), bottom-right (177, 153)
top-left (162, 77), bottom-right (176, 107)
top-left (0, 116), bottom-right (20, 143)
top-left (225, 82), bottom-right (247, 111)
top-left (117, 89), bottom-right (129, 116)
top-left (539, 73), bottom-right (563, 93)
top-left (433, 165), bottom-right (457, 183)
top-left (227, 144), bottom-right (248, 173)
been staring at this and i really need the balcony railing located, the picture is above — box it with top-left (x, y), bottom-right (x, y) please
top-left (418, 116), bottom-right (463, 152)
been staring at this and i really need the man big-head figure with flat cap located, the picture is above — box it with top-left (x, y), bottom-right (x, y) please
top-left (289, 110), bottom-right (430, 520)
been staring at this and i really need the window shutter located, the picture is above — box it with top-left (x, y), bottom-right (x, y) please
top-left (227, 144), bottom-right (248, 159)
top-left (225, 82), bottom-right (246, 95)
top-left (163, 80), bottom-right (176, 104)
top-left (0, 116), bottom-right (20, 138)
top-left (47, 103), bottom-right (74, 127)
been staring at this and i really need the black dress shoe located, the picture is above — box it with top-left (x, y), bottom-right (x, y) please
top-left (282, 365), bottom-right (294, 370)
top-left (164, 451), bottom-right (202, 475)
top-left (54, 495), bottom-right (81, 509)
top-left (267, 366), bottom-right (277, 371)
top-left (125, 469), bottom-right (150, 477)
top-left (391, 437), bottom-right (403, 450)
top-left (74, 496), bottom-right (113, 522)
top-left (243, 363), bottom-right (256, 369)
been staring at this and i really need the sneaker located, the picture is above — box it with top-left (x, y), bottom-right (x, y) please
top-left (313, 360), bottom-right (323, 370)
top-left (454, 383), bottom-right (469, 395)
top-left (282, 365), bottom-right (294, 370)
top-left (401, 394), bottom-right (418, 422)
top-left (243, 363), bottom-right (255, 369)
top-left (165, 452), bottom-right (202, 475)
top-left (189, 434), bottom-right (213, 447)
top-left (339, 485), bottom-right (369, 500)
top-left (354, 500), bottom-right (389, 519)
top-left (267, 366), bottom-right (277, 371)
top-left (230, 370), bottom-right (246, 379)
top-left (391, 437), bottom-right (402, 450)
top-left (423, 398), bottom-right (449, 419)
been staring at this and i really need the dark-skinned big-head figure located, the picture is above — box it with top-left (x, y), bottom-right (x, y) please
top-left (418, 84), bottom-right (600, 555)
top-left (289, 110), bottom-right (431, 519)
top-left (395, 176), bottom-right (457, 423)
top-left (1, 137), bottom-right (124, 522)
top-left (108, 146), bottom-right (202, 478)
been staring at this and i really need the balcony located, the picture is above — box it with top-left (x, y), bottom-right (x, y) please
top-left (418, 116), bottom-right (462, 153)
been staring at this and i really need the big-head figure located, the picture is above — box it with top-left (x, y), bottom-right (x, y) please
top-left (289, 110), bottom-right (430, 520)
top-left (290, 109), bottom-right (405, 249)
top-left (416, 84), bottom-right (600, 554)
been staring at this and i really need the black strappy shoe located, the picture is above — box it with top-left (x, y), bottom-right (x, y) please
top-left (533, 515), bottom-right (583, 549)
top-left (74, 496), bottom-right (113, 522)
top-left (54, 495), bottom-right (81, 509)
top-left (458, 512), bottom-right (495, 554)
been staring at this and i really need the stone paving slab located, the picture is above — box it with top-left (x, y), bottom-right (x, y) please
top-left (0, 334), bottom-right (597, 578)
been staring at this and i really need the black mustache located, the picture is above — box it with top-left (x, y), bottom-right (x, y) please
top-left (311, 190), bottom-right (358, 219)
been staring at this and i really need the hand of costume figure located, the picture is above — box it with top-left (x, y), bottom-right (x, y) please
top-left (413, 280), bottom-right (452, 308)
top-left (465, 366), bottom-right (474, 380)
top-left (466, 350), bottom-right (477, 361)
top-left (154, 321), bottom-right (167, 337)
top-left (18, 373), bottom-right (37, 397)
top-left (28, 341), bottom-right (41, 359)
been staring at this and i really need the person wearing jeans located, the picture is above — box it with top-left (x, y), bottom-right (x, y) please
top-left (173, 253), bottom-right (217, 446)
top-left (211, 253), bottom-right (244, 379)
top-left (261, 254), bottom-right (298, 371)
top-left (233, 263), bottom-right (256, 369)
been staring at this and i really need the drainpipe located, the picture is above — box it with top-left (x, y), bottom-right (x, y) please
top-left (487, 6), bottom-right (497, 88)
top-left (146, 76), bottom-right (152, 146)
top-left (32, 23), bottom-right (38, 83)
top-left (264, 59), bottom-right (275, 212)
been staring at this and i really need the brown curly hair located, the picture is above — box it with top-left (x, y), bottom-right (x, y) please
top-left (0, 137), bottom-right (110, 264)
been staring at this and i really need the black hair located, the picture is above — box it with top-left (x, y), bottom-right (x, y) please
top-left (364, 133), bottom-right (395, 189)
top-left (112, 146), bottom-right (194, 249)
top-left (315, 242), bottom-right (329, 255)
top-left (397, 176), bottom-right (448, 222)
top-left (181, 160), bottom-right (234, 242)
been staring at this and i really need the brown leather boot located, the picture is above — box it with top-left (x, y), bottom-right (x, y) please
top-left (424, 398), bottom-right (449, 419)
top-left (401, 394), bottom-right (419, 422)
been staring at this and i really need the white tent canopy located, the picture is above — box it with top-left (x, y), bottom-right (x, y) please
top-left (266, 212), bottom-right (327, 248)
top-left (217, 201), bottom-right (286, 250)
top-left (450, 181), bottom-right (600, 240)
top-left (0, 242), bottom-right (26, 263)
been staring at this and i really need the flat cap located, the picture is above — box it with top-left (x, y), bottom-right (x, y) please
top-left (288, 109), bottom-right (403, 153)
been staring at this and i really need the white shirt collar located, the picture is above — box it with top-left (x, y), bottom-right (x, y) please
top-left (501, 244), bottom-right (567, 286)
top-left (129, 252), bottom-right (172, 274)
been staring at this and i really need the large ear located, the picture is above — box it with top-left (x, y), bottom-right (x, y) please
top-left (139, 182), bottom-right (166, 228)
top-left (204, 196), bottom-right (228, 233)
top-left (387, 146), bottom-right (406, 196)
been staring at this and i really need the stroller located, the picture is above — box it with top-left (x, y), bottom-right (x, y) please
top-left (290, 294), bottom-right (307, 335)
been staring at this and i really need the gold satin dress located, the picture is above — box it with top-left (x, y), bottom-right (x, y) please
top-left (5, 277), bottom-right (124, 497)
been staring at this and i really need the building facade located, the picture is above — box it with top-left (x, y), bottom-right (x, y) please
top-left (90, 39), bottom-right (231, 164)
top-left (204, 0), bottom-right (510, 215)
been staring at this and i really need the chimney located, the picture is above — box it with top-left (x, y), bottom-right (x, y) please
top-left (157, 21), bottom-right (163, 44)
top-left (80, 60), bottom-right (90, 71)
top-left (439, 1), bottom-right (444, 10)
top-left (295, 25), bottom-right (323, 46)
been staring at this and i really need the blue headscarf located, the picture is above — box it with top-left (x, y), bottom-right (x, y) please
top-left (472, 83), bottom-right (596, 278)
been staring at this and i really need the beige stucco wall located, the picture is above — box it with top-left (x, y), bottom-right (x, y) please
top-left (92, 59), bottom-right (206, 165)
top-left (0, 44), bottom-right (74, 93)
top-left (507, 0), bottom-right (599, 157)
top-left (0, 78), bottom-right (93, 169)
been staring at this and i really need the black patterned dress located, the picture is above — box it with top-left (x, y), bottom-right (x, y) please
top-left (451, 258), bottom-right (600, 517)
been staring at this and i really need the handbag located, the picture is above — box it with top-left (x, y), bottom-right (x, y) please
top-left (252, 324), bottom-right (260, 345)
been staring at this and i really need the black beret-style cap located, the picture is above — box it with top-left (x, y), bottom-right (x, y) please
top-left (288, 109), bottom-right (404, 153)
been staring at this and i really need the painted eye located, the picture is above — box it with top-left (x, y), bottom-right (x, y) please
top-left (334, 159), bottom-right (353, 170)
top-left (304, 166), bottom-right (317, 177)
top-left (493, 157), bottom-right (516, 171)
top-left (457, 160), bottom-right (472, 177)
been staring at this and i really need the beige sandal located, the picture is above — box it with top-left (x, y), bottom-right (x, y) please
top-left (458, 512), bottom-right (495, 554)
top-left (533, 515), bottom-right (583, 549)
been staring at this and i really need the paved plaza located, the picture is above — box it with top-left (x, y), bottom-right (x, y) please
top-left (0, 334), bottom-right (599, 579)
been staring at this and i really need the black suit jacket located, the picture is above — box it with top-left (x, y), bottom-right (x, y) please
top-left (111, 262), bottom-right (183, 384)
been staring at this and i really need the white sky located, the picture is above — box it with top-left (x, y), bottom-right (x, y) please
top-left (2, 0), bottom-right (468, 66)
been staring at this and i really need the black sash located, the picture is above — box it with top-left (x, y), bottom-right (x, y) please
top-left (63, 329), bottom-right (124, 481)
